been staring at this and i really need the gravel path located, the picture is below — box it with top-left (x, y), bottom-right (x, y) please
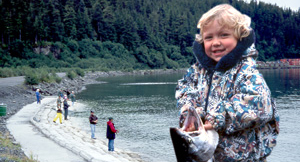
top-left (0, 77), bottom-right (36, 161)
top-left (0, 76), bottom-right (25, 87)
top-left (7, 97), bottom-right (85, 162)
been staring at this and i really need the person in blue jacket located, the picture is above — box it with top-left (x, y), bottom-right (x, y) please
top-left (36, 89), bottom-right (41, 104)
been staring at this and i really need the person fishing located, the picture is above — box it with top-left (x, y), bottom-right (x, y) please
top-left (89, 111), bottom-right (98, 139)
top-left (175, 4), bottom-right (279, 161)
top-left (106, 117), bottom-right (119, 152)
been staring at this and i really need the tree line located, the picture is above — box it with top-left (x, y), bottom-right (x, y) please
top-left (0, 0), bottom-right (300, 71)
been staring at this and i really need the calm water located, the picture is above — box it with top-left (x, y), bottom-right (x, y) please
top-left (74, 69), bottom-right (300, 162)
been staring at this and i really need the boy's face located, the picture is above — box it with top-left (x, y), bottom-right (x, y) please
top-left (202, 19), bottom-right (237, 62)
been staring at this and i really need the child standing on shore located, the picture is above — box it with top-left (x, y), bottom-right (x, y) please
top-left (53, 108), bottom-right (63, 124)
top-left (175, 4), bottom-right (279, 161)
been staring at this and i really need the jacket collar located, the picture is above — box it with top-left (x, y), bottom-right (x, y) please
top-left (193, 30), bottom-right (255, 72)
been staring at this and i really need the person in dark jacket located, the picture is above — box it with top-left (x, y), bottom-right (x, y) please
top-left (63, 98), bottom-right (69, 120)
top-left (89, 111), bottom-right (98, 139)
top-left (106, 117), bottom-right (119, 152)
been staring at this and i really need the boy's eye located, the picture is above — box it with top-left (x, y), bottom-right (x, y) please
top-left (221, 33), bottom-right (230, 37)
top-left (204, 36), bottom-right (212, 40)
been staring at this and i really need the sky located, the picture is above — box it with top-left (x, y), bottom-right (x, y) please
top-left (256, 0), bottom-right (300, 11)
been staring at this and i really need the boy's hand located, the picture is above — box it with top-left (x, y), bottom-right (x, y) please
top-left (204, 121), bottom-right (213, 130)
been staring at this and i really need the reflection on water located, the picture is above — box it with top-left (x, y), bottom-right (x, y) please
top-left (261, 68), bottom-right (300, 97)
top-left (75, 69), bottom-right (300, 162)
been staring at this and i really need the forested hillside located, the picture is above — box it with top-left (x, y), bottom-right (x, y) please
top-left (1, 0), bottom-right (300, 71)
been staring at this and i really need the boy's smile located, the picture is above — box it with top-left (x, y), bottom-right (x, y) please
top-left (202, 19), bottom-right (238, 62)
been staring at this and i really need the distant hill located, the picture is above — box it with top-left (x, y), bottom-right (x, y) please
top-left (0, 0), bottom-right (299, 70)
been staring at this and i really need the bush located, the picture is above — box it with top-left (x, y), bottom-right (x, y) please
top-left (67, 70), bottom-right (77, 80)
top-left (55, 76), bottom-right (62, 83)
top-left (50, 72), bottom-right (62, 83)
top-left (25, 72), bottom-right (39, 85)
top-left (39, 72), bottom-right (51, 83)
top-left (0, 68), bottom-right (14, 78)
top-left (75, 68), bottom-right (85, 77)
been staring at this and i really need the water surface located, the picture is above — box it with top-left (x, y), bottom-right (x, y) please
top-left (75, 69), bottom-right (300, 162)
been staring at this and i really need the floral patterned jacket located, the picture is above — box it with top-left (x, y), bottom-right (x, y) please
top-left (175, 31), bottom-right (279, 161)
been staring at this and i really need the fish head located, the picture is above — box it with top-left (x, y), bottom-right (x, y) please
top-left (170, 107), bottom-right (219, 162)
top-left (181, 107), bottom-right (204, 132)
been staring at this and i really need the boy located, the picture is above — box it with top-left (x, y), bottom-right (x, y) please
top-left (176, 4), bottom-right (279, 161)
top-left (53, 107), bottom-right (63, 124)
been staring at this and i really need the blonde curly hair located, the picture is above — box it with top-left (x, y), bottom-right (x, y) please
top-left (196, 4), bottom-right (251, 43)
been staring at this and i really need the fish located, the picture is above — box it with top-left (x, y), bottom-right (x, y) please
top-left (170, 107), bottom-right (219, 162)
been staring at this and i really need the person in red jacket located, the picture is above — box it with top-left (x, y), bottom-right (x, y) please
top-left (106, 117), bottom-right (119, 152)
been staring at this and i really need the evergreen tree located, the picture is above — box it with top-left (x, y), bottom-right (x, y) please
top-left (0, 0), bottom-right (300, 71)
top-left (49, 0), bottom-right (65, 41)
top-left (64, 0), bottom-right (77, 39)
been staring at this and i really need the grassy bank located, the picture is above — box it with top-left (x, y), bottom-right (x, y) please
top-left (0, 66), bottom-right (86, 85)
top-left (0, 132), bottom-right (38, 162)
top-left (0, 66), bottom-right (180, 85)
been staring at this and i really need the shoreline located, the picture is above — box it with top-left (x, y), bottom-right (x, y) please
top-left (7, 96), bottom-right (142, 162)
top-left (0, 69), bottom-right (185, 161)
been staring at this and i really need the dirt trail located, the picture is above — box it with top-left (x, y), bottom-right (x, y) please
top-left (0, 76), bottom-right (25, 87)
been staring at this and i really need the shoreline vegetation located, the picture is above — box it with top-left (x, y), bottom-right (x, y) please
top-left (2, 59), bottom-right (300, 84)
top-left (0, 68), bottom-right (185, 161)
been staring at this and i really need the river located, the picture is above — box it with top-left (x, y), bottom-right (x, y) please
top-left (73, 68), bottom-right (300, 162)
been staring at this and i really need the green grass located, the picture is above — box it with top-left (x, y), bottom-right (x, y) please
top-left (0, 132), bottom-right (38, 162)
